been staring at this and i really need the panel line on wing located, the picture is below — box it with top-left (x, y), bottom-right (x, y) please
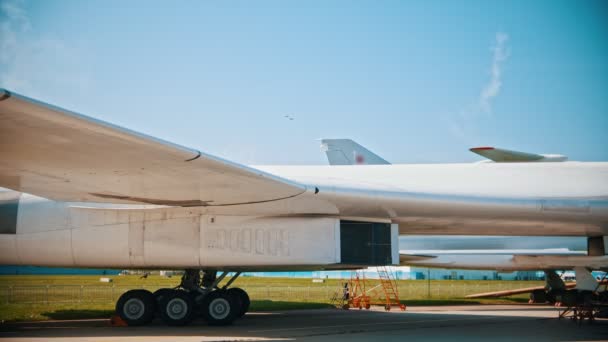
top-left (0, 89), bottom-right (10, 101)
top-left (185, 151), bottom-right (202, 162)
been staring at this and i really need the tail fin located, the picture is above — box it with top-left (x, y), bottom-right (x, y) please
top-left (321, 139), bottom-right (390, 165)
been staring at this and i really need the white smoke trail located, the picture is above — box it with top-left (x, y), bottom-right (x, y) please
top-left (479, 32), bottom-right (509, 113)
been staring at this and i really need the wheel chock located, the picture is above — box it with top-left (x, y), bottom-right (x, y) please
top-left (110, 315), bottom-right (129, 327)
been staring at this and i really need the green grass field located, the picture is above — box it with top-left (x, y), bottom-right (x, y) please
top-left (0, 275), bottom-right (538, 322)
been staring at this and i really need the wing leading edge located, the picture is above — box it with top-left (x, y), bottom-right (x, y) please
top-left (0, 89), bottom-right (306, 206)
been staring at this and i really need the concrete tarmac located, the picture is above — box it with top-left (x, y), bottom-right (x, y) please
top-left (1, 305), bottom-right (607, 341)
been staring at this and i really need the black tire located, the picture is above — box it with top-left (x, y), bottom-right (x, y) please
top-left (201, 290), bottom-right (238, 326)
top-left (579, 290), bottom-right (594, 305)
top-left (546, 289), bottom-right (560, 304)
top-left (530, 289), bottom-right (547, 303)
top-left (153, 288), bottom-right (174, 305)
top-left (599, 291), bottom-right (608, 303)
top-left (116, 289), bottom-right (156, 326)
top-left (226, 288), bottom-right (250, 318)
top-left (159, 290), bottom-right (195, 326)
top-left (561, 289), bottom-right (578, 307)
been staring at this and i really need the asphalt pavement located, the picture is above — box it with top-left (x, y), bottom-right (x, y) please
top-left (1, 304), bottom-right (607, 341)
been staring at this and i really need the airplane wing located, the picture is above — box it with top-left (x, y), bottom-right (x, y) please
top-left (470, 147), bottom-right (567, 162)
top-left (399, 253), bottom-right (436, 263)
top-left (401, 254), bottom-right (608, 271)
top-left (321, 139), bottom-right (390, 165)
top-left (464, 285), bottom-right (571, 299)
top-left (466, 278), bottom-right (607, 298)
top-left (0, 89), bottom-right (307, 205)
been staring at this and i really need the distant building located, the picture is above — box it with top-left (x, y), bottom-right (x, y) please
top-left (0, 266), bottom-right (544, 280)
top-left (248, 267), bottom-right (544, 281)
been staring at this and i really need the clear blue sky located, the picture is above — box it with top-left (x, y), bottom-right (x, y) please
top-left (1, 0), bottom-right (607, 164)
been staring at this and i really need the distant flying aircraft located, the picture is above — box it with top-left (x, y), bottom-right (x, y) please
top-left (0, 89), bottom-right (606, 326)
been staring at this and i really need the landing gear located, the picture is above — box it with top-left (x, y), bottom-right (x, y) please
top-left (530, 289), bottom-right (547, 303)
top-left (201, 290), bottom-right (239, 325)
top-left (153, 288), bottom-right (174, 305)
top-left (114, 270), bottom-right (250, 326)
top-left (546, 289), bottom-right (562, 304)
top-left (159, 290), bottom-right (195, 326)
top-left (226, 287), bottom-right (250, 318)
top-left (561, 289), bottom-right (579, 307)
top-left (115, 289), bottom-right (156, 326)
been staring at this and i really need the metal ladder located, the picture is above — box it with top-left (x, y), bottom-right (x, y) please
top-left (377, 266), bottom-right (406, 311)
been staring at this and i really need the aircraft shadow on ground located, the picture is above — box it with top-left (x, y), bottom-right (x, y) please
top-left (33, 300), bottom-right (333, 321)
top-left (1, 306), bottom-right (606, 340)
top-left (41, 309), bottom-right (113, 321)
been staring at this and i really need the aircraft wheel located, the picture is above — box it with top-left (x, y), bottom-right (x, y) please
top-left (226, 287), bottom-right (250, 318)
top-left (561, 290), bottom-right (578, 307)
top-left (159, 290), bottom-right (195, 326)
top-left (545, 290), bottom-right (559, 304)
top-left (116, 289), bottom-right (156, 326)
top-left (153, 288), bottom-right (174, 305)
top-left (530, 289), bottom-right (547, 303)
top-left (201, 290), bottom-right (238, 326)
top-left (579, 290), bottom-right (594, 305)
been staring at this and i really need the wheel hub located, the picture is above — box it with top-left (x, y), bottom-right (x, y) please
top-left (166, 298), bottom-right (188, 320)
top-left (123, 298), bottom-right (145, 320)
top-left (209, 297), bottom-right (230, 320)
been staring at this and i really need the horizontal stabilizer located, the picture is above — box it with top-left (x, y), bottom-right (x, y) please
top-left (470, 147), bottom-right (567, 163)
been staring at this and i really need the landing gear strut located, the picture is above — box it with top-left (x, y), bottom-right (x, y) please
top-left (529, 270), bottom-right (567, 304)
top-left (115, 269), bottom-right (250, 326)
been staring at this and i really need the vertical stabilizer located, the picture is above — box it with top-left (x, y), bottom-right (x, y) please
top-left (321, 139), bottom-right (390, 165)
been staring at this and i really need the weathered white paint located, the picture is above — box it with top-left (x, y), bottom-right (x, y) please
top-left (3, 201), bottom-right (345, 268)
top-left (0, 89), bottom-right (606, 270)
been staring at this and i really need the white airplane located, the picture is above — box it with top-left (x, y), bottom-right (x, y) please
top-left (1, 89), bottom-right (607, 326)
top-left (322, 138), bottom-right (608, 305)
top-left (321, 139), bottom-right (598, 271)
top-left (320, 139), bottom-right (568, 165)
